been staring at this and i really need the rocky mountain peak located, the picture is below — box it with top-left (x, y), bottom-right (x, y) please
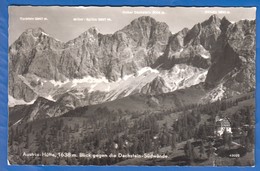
top-left (123, 16), bottom-right (157, 34)
top-left (179, 27), bottom-right (189, 35)
top-left (9, 16), bottom-right (256, 106)
top-left (120, 16), bottom-right (171, 42)
top-left (208, 14), bottom-right (221, 24)
top-left (130, 16), bottom-right (157, 25)
top-left (220, 16), bottom-right (231, 32)
top-left (84, 26), bottom-right (99, 36)
top-left (24, 27), bottom-right (45, 36)
top-left (200, 14), bottom-right (221, 27)
top-left (11, 27), bottom-right (46, 50)
top-left (221, 16), bottom-right (229, 22)
top-left (65, 26), bottom-right (100, 47)
top-left (206, 18), bottom-right (256, 88)
top-left (16, 27), bottom-right (63, 48)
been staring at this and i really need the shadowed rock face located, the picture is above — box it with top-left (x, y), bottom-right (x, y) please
top-left (9, 15), bottom-right (255, 118)
top-left (205, 19), bottom-right (256, 90)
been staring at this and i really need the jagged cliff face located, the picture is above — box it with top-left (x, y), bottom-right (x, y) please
top-left (9, 28), bottom-right (65, 101)
top-left (10, 16), bottom-right (171, 82)
top-left (206, 19), bottom-right (255, 84)
top-left (59, 16), bottom-right (171, 81)
top-left (205, 19), bottom-right (256, 99)
top-left (9, 28), bottom-right (64, 79)
top-left (9, 15), bottom-right (256, 122)
top-left (9, 16), bottom-right (172, 101)
top-left (153, 15), bottom-right (222, 70)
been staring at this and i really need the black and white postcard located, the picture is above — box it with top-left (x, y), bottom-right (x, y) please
top-left (8, 6), bottom-right (256, 166)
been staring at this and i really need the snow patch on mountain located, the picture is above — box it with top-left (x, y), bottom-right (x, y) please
top-left (73, 91), bottom-right (86, 98)
top-left (201, 54), bottom-right (210, 59)
top-left (104, 85), bottom-right (111, 92)
top-left (211, 84), bottom-right (225, 102)
top-left (200, 83), bottom-right (226, 103)
top-left (45, 95), bottom-right (56, 102)
top-left (13, 118), bottom-right (22, 126)
top-left (215, 25), bottom-right (221, 31)
top-left (160, 64), bottom-right (208, 91)
top-left (137, 67), bottom-right (159, 76)
top-left (71, 76), bottom-right (109, 87)
top-left (50, 79), bottom-right (70, 87)
top-left (10, 65), bottom-right (209, 107)
top-left (122, 74), bottom-right (133, 81)
top-left (8, 95), bottom-right (36, 107)
top-left (170, 48), bottom-right (184, 59)
top-left (41, 31), bottom-right (49, 36)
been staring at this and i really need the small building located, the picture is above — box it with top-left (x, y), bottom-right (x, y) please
top-left (214, 116), bottom-right (232, 136)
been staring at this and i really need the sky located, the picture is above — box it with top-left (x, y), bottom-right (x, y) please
top-left (9, 6), bottom-right (256, 45)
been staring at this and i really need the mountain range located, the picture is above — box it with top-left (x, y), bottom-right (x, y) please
top-left (8, 15), bottom-right (256, 124)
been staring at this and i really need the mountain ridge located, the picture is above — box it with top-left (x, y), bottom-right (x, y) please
top-left (8, 15), bottom-right (256, 123)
